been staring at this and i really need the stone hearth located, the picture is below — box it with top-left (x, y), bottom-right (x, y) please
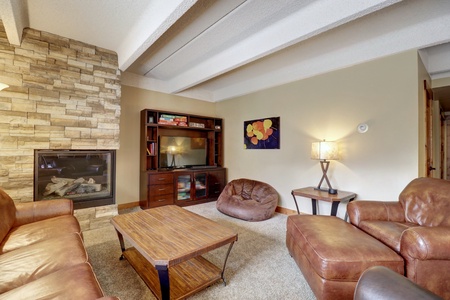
top-left (74, 204), bottom-right (118, 232)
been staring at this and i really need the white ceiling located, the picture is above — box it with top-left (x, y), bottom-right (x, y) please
top-left (1, 0), bottom-right (450, 103)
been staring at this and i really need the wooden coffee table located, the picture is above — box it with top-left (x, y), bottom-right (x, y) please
top-left (111, 205), bottom-right (238, 300)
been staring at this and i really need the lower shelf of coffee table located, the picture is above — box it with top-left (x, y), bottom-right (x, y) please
top-left (123, 247), bottom-right (222, 300)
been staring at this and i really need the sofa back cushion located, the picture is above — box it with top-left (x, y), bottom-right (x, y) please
top-left (0, 188), bottom-right (17, 243)
top-left (399, 177), bottom-right (450, 227)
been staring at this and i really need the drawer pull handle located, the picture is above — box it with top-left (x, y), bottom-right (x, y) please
top-left (158, 199), bottom-right (166, 202)
top-left (158, 178), bottom-right (165, 181)
top-left (158, 188), bottom-right (166, 191)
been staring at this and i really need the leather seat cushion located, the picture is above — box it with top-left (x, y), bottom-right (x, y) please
top-left (0, 215), bottom-right (81, 254)
top-left (0, 262), bottom-right (104, 300)
top-left (0, 232), bottom-right (88, 293)
top-left (286, 215), bottom-right (404, 281)
top-left (358, 220), bottom-right (418, 252)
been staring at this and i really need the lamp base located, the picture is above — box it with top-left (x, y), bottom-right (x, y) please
top-left (314, 187), bottom-right (338, 194)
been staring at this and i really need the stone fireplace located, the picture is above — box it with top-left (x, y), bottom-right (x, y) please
top-left (34, 149), bottom-right (115, 209)
top-left (0, 22), bottom-right (121, 230)
top-left (0, 22), bottom-right (120, 201)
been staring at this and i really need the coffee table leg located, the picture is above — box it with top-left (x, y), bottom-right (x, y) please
top-left (115, 230), bottom-right (126, 260)
top-left (221, 241), bottom-right (235, 286)
top-left (156, 265), bottom-right (170, 300)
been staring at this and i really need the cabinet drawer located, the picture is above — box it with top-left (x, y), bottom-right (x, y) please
top-left (149, 173), bottom-right (174, 185)
top-left (149, 184), bottom-right (173, 196)
top-left (149, 194), bottom-right (174, 207)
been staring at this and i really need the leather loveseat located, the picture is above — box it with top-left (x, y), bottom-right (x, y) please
top-left (0, 188), bottom-right (117, 299)
top-left (348, 177), bottom-right (450, 299)
top-left (216, 178), bottom-right (279, 221)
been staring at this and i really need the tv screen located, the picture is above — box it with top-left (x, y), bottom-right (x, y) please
top-left (159, 136), bottom-right (207, 168)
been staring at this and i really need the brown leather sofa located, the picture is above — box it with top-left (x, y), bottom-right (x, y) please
top-left (348, 177), bottom-right (450, 299)
top-left (0, 188), bottom-right (117, 300)
top-left (355, 266), bottom-right (442, 300)
top-left (216, 178), bottom-right (279, 221)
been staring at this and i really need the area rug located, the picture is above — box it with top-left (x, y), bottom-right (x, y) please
top-left (83, 202), bottom-right (315, 300)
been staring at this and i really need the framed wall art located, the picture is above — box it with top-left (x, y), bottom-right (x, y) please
top-left (244, 117), bottom-right (280, 149)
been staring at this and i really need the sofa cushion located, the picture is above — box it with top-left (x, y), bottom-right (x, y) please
top-left (358, 220), bottom-right (419, 252)
top-left (0, 215), bottom-right (81, 254)
top-left (0, 189), bottom-right (16, 244)
top-left (399, 177), bottom-right (450, 227)
top-left (0, 263), bottom-right (105, 300)
top-left (0, 232), bottom-right (88, 293)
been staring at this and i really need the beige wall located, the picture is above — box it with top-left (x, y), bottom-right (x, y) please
top-left (116, 86), bottom-right (216, 205)
top-left (119, 50), bottom-right (424, 217)
top-left (217, 50), bottom-right (420, 218)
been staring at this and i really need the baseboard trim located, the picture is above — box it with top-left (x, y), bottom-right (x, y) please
top-left (118, 201), bottom-right (140, 211)
top-left (276, 206), bottom-right (298, 215)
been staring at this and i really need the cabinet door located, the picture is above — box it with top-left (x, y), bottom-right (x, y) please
top-left (194, 172), bottom-right (207, 199)
top-left (208, 170), bottom-right (225, 198)
top-left (176, 174), bottom-right (192, 201)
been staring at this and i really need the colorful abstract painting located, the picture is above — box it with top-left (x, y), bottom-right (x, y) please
top-left (244, 117), bottom-right (280, 149)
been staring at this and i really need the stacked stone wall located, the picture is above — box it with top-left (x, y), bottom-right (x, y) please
top-left (0, 21), bottom-right (121, 201)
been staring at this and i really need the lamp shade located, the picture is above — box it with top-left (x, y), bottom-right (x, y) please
top-left (311, 141), bottom-right (339, 160)
top-left (0, 83), bottom-right (9, 91)
top-left (167, 146), bottom-right (178, 154)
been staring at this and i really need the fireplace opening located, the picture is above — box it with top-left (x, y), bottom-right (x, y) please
top-left (34, 150), bottom-right (116, 209)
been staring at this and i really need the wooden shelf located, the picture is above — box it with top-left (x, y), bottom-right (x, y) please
top-left (140, 109), bottom-right (226, 209)
top-left (124, 247), bottom-right (222, 300)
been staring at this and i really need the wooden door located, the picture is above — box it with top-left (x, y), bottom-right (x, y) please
top-left (440, 110), bottom-right (445, 179)
top-left (425, 81), bottom-right (435, 177)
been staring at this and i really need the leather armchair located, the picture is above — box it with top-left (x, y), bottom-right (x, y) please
top-left (216, 178), bottom-right (279, 221)
top-left (347, 177), bottom-right (450, 299)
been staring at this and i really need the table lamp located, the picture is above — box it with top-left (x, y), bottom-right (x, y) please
top-left (311, 140), bottom-right (339, 194)
top-left (167, 146), bottom-right (178, 167)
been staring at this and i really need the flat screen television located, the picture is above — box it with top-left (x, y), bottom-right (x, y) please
top-left (159, 136), bottom-right (207, 169)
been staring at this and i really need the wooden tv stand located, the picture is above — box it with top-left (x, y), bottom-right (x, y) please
top-left (139, 109), bottom-right (226, 209)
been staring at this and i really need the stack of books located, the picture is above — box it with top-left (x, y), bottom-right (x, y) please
top-left (158, 114), bottom-right (188, 126)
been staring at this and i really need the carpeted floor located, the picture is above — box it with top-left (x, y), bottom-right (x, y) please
top-left (83, 202), bottom-right (316, 300)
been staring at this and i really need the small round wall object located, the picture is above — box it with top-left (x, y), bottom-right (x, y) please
top-left (357, 123), bottom-right (369, 133)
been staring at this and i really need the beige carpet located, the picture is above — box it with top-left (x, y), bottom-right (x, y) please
top-left (83, 202), bottom-right (315, 300)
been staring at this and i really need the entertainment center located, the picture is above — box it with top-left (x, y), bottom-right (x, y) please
top-left (139, 109), bottom-right (226, 209)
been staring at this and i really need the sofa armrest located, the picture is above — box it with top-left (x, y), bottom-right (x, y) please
top-left (354, 266), bottom-right (442, 300)
top-left (347, 200), bottom-right (404, 226)
top-left (14, 199), bottom-right (74, 227)
top-left (401, 226), bottom-right (450, 260)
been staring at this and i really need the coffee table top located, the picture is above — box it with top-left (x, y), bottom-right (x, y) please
top-left (111, 205), bottom-right (238, 267)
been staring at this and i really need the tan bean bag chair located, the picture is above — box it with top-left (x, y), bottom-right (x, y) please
top-left (216, 178), bottom-right (279, 221)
